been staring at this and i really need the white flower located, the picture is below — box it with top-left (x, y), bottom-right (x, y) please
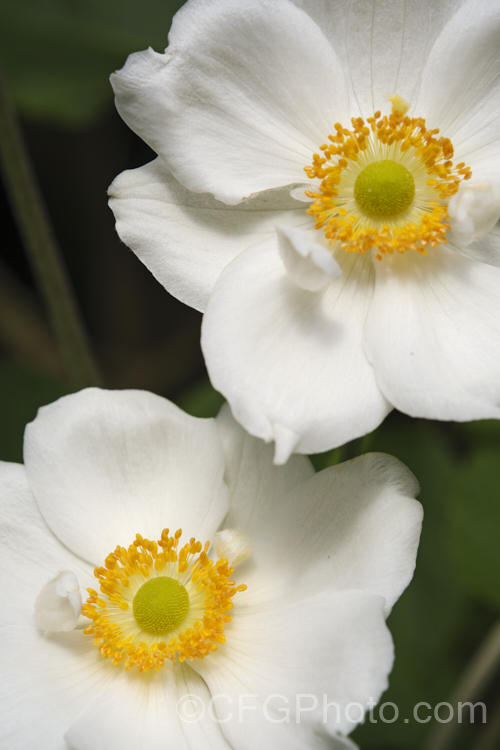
top-left (109, 0), bottom-right (500, 462)
top-left (0, 388), bottom-right (422, 750)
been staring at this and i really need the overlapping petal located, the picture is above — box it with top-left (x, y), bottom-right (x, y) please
top-left (295, 0), bottom-right (462, 120)
top-left (365, 245), bottom-right (500, 420)
top-left (66, 662), bottom-right (233, 750)
top-left (194, 591), bottom-right (392, 743)
top-left (0, 462), bottom-right (94, 626)
top-left (416, 0), bottom-right (500, 181)
top-left (448, 184), bottom-right (500, 246)
top-left (277, 225), bottom-right (342, 292)
top-left (0, 626), bottom-right (110, 750)
top-left (109, 159), bottom-right (307, 311)
top-left (459, 225), bottom-right (500, 268)
top-left (24, 389), bottom-right (229, 566)
top-left (216, 409), bottom-right (421, 613)
top-left (111, 0), bottom-right (349, 204)
top-left (202, 239), bottom-right (391, 461)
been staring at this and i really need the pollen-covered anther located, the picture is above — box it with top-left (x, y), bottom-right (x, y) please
top-left (304, 104), bottom-right (472, 260)
top-left (82, 528), bottom-right (247, 672)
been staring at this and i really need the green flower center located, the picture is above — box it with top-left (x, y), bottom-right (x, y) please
top-left (132, 576), bottom-right (190, 634)
top-left (354, 159), bottom-right (415, 217)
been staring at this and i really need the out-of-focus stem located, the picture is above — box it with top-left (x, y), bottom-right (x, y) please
top-left (0, 68), bottom-right (102, 389)
top-left (425, 619), bottom-right (500, 750)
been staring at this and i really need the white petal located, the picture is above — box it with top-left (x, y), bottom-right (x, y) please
top-left (273, 423), bottom-right (301, 465)
top-left (365, 245), bottom-right (500, 420)
top-left (34, 571), bottom-right (81, 635)
top-left (458, 224), bottom-right (500, 268)
top-left (0, 462), bottom-right (94, 627)
top-left (0, 625), bottom-right (110, 750)
top-left (193, 591), bottom-right (393, 741)
top-left (295, 0), bottom-right (461, 118)
top-left (416, 0), bottom-right (500, 176)
top-left (202, 239), bottom-right (391, 461)
top-left (111, 0), bottom-right (349, 204)
top-left (109, 159), bottom-right (307, 312)
top-left (448, 184), bottom-right (500, 246)
top-left (66, 662), bottom-right (232, 750)
top-left (277, 225), bottom-right (341, 291)
top-left (216, 400), bottom-right (315, 522)
top-left (213, 529), bottom-right (253, 567)
top-left (215, 419), bottom-right (421, 613)
top-left (24, 389), bottom-right (229, 567)
top-left (289, 185), bottom-right (315, 202)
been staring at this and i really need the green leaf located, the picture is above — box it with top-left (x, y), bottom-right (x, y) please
top-left (444, 449), bottom-right (500, 611)
top-left (0, 0), bottom-right (184, 125)
top-left (0, 360), bottom-right (70, 462)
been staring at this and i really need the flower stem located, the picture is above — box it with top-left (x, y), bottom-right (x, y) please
top-left (425, 619), bottom-right (500, 750)
top-left (0, 68), bottom-right (102, 389)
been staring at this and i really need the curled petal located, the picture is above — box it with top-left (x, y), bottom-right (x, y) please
top-left (34, 571), bottom-right (81, 636)
top-left (202, 239), bottom-right (390, 461)
top-left (213, 529), bottom-right (253, 567)
top-left (277, 225), bottom-right (341, 291)
top-left (448, 183), bottom-right (500, 246)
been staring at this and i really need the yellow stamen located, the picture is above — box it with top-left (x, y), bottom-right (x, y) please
top-left (304, 104), bottom-right (472, 260)
top-left (82, 528), bottom-right (247, 672)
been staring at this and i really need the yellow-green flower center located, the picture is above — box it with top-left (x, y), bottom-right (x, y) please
top-left (353, 159), bottom-right (415, 217)
top-left (132, 576), bottom-right (189, 634)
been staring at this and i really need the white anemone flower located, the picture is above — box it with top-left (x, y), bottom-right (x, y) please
top-left (0, 388), bottom-right (422, 750)
top-left (109, 0), bottom-right (500, 463)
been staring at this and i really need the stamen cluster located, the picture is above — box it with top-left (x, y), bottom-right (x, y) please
top-left (82, 529), bottom-right (247, 672)
top-left (305, 108), bottom-right (472, 259)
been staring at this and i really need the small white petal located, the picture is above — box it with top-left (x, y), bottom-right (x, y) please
top-left (213, 528), bottom-right (252, 567)
top-left (277, 225), bottom-right (341, 291)
top-left (387, 93), bottom-right (410, 114)
top-left (34, 571), bottom-right (81, 636)
top-left (448, 183), bottom-right (500, 246)
top-left (0, 462), bottom-right (94, 627)
top-left (273, 422), bottom-right (301, 465)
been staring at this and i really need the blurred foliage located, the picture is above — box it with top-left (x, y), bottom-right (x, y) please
top-left (176, 377), bottom-right (225, 420)
top-left (444, 450), bottom-right (500, 612)
top-left (0, 0), bottom-right (184, 125)
top-left (0, 360), bottom-right (70, 463)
